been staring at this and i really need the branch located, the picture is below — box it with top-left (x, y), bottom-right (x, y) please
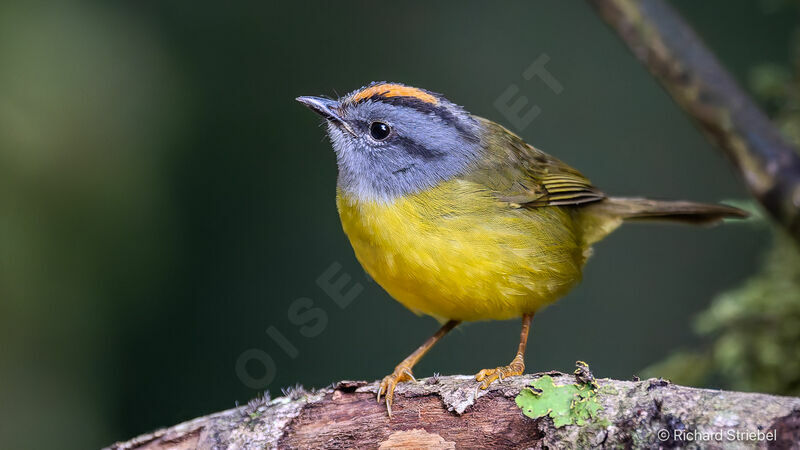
top-left (588, 0), bottom-right (800, 242)
top-left (106, 373), bottom-right (800, 449)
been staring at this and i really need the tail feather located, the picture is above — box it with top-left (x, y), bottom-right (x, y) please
top-left (599, 197), bottom-right (749, 225)
top-left (578, 197), bottom-right (749, 246)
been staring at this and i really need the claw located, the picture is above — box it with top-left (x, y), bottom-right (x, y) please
top-left (377, 384), bottom-right (385, 403)
top-left (475, 360), bottom-right (524, 390)
top-left (376, 364), bottom-right (415, 417)
top-left (386, 381), bottom-right (397, 417)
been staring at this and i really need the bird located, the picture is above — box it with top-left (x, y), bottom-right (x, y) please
top-left (296, 82), bottom-right (747, 416)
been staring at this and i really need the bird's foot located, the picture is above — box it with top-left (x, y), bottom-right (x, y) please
top-left (475, 356), bottom-right (524, 390)
top-left (377, 363), bottom-right (417, 417)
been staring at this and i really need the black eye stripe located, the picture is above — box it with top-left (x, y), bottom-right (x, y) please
top-left (393, 136), bottom-right (443, 161)
top-left (351, 120), bottom-right (373, 134)
top-left (350, 120), bottom-right (442, 160)
top-left (354, 95), bottom-right (479, 143)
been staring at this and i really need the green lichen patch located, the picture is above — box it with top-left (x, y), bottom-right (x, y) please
top-left (515, 375), bottom-right (606, 428)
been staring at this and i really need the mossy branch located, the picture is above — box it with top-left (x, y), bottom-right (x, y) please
top-left (106, 373), bottom-right (800, 449)
top-left (588, 0), bottom-right (800, 242)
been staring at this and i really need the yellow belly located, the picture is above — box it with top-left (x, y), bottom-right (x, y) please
top-left (336, 179), bottom-right (588, 321)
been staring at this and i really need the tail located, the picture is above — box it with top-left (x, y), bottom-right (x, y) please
top-left (579, 197), bottom-right (749, 246)
top-left (597, 197), bottom-right (749, 224)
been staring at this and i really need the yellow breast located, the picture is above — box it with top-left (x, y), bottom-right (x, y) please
top-left (336, 179), bottom-right (588, 321)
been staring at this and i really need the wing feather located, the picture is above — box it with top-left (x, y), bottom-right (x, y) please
top-left (465, 118), bottom-right (605, 208)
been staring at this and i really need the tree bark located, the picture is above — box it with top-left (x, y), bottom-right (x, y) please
top-left (587, 0), bottom-right (800, 242)
top-left (106, 373), bottom-right (800, 449)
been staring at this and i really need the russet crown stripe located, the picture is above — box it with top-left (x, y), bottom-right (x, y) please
top-left (352, 83), bottom-right (439, 105)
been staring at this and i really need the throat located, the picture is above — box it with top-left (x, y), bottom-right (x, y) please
top-left (334, 151), bottom-right (484, 205)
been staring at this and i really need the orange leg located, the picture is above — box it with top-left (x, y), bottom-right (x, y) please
top-left (475, 313), bottom-right (533, 389)
top-left (377, 320), bottom-right (460, 417)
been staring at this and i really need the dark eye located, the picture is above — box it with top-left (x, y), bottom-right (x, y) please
top-left (369, 122), bottom-right (391, 140)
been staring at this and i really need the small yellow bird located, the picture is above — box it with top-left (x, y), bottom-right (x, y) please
top-left (297, 82), bottom-right (746, 416)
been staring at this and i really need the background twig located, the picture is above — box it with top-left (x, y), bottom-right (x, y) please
top-left (588, 0), bottom-right (800, 242)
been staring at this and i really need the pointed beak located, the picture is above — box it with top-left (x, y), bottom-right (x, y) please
top-left (295, 96), bottom-right (355, 135)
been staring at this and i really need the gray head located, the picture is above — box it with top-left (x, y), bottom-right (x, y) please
top-left (297, 82), bottom-right (485, 203)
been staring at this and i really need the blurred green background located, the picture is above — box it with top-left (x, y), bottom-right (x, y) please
top-left (0, 1), bottom-right (796, 448)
